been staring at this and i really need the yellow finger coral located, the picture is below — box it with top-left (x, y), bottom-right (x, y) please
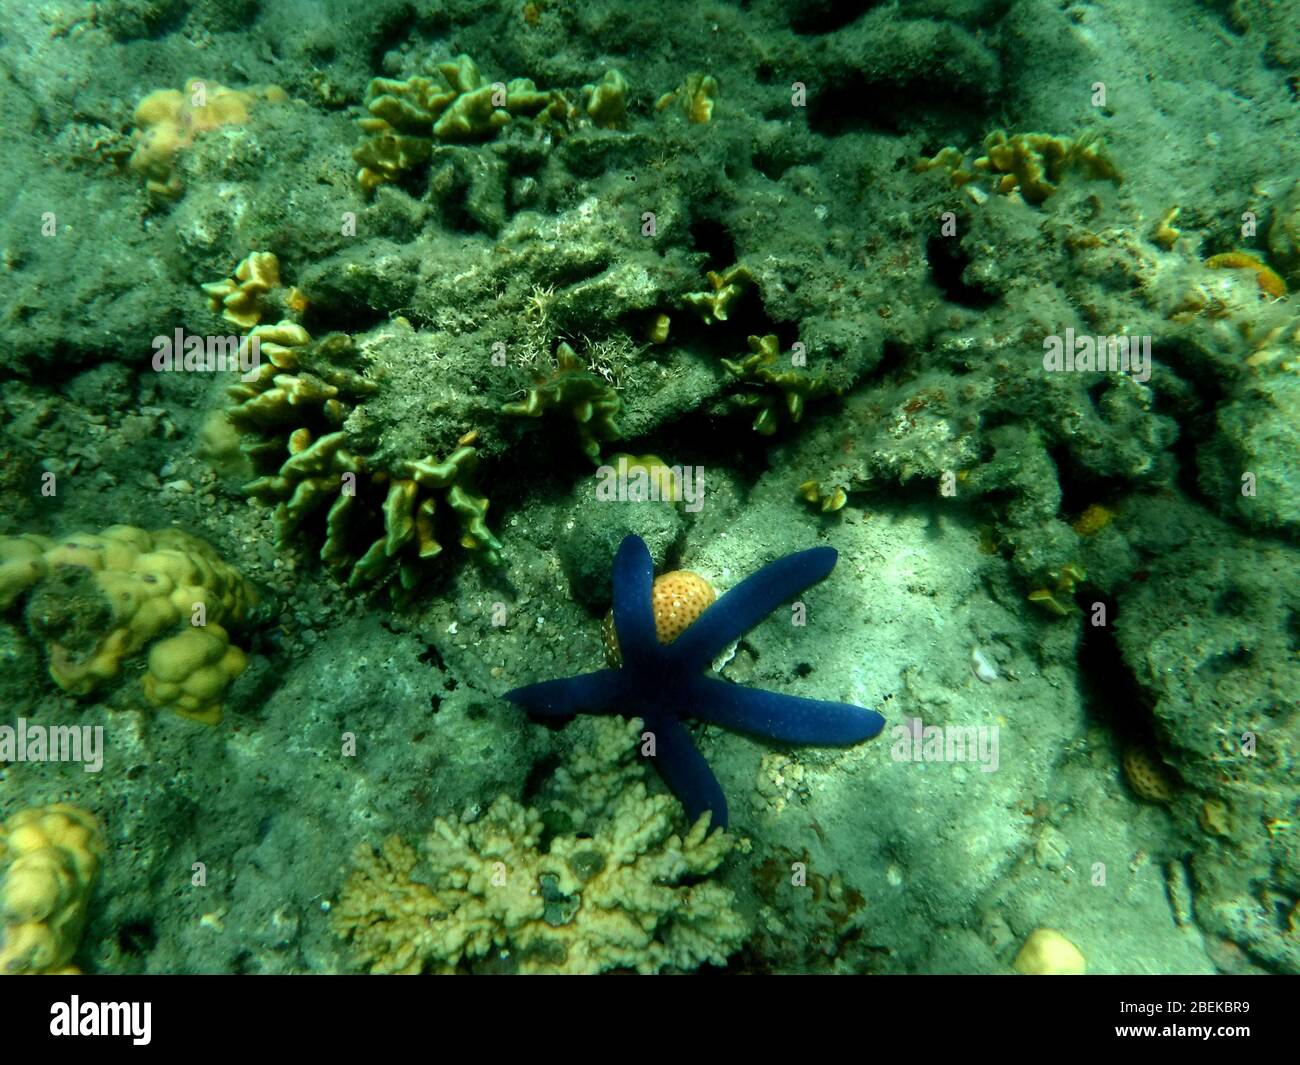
top-left (221, 323), bottom-right (501, 589)
top-left (721, 334), bottom-right (839, 435)
top-left (655, 73), bottom-right (719, 124)
top-left (683, 263), bottom-right (754, 324)
top-left (1205, 251), bottom-right (1287, 300)
top-left (129, 78), bottom-right (287, 200)
top-left (0, 526), bottom-right (257, 723)
top-left (0, 804), bottom-right (105, 975)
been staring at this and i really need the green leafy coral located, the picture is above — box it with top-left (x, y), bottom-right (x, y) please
top-left (501, 341), bottom-right (620, 463)
top-left (721, 334), bottom-right (839, 435)
top-left (915, 128), bottom-right (1121, 205)
top-left (353, 54), bottom-right (567, 191)
top-left (224, 328), bottom-right (501, 589)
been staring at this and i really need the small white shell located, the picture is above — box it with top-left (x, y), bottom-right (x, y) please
top-left (972, 647), bottom-right (998, 683)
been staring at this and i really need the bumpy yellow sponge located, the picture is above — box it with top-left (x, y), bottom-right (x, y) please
top-left (129, 78), bottom-right (287, 200)
top-left (0, 526), bottom-right (257, 724)
top-left (0, 804), bottom-right (105, 975)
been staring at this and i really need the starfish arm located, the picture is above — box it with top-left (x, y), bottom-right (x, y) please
top-left (669, 546), bottom-right (840, 671)
top-left (687, 674), bottom-right (886, 745)
top-left (644, 712), bottom-right (729, 829)
top-left (502, 669), bottom-right (629, 718)
top-left (612, 534), bottom-right (660, 669)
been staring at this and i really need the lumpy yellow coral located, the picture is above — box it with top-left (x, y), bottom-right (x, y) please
top-left (0, 804), bottom-right (105, 975)
top-left (0, 526), bottom-right (257, 723)
top-left (1013, 928), bottom-right (1086, 975)
top-left (129, 78), bottom-right (287, 200)
top-left (602, 568), bottom-right (717, 666)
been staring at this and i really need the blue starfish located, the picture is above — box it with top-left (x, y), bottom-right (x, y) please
top-left (503, 534), bottom-right (885, 828)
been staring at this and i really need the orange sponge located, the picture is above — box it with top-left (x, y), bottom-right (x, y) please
top-left (603, 571), bottom-right (716, 665)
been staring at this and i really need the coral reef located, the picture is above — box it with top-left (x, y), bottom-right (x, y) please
top-left (0, 526), bottom-right (256, 724)
top-left (333, 721), bottom-right (745, 974)
top-left (201, 251), bottom-right (308, 330)
top-left (0, 804), bottom-right (105, 974)
top-left (222, 324), bottom-right (501, 589)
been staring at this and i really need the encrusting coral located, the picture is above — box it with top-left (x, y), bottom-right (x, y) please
top-left (0, 526), bottom-right (257, 724)
top-left (0, 804), bottom-right (105, 975)
top-left (129, 78), bottom-right (287, 200)
top-left (333, 720), bottom-right (746, 974)
top-left (501, 341), bottom-right (621, 463)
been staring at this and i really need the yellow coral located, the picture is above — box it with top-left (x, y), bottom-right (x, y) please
top-left (655, 73), bottom-right (719, 124)
top-left (0, 526), bottom-right (257, 723)
top-left (917, 129), bottom-right (1121, 205)
top-left (683, 264), bottom-right (753, 324)
top-left (129, 78), bottom-right (287, 200)
top-left (201, 252), bottom-right (308, 330)
top-left (1071, 503), bottom-right (1115, 536)
top-left (1013, 928), bottom-right (1086, 975)
top-left (602, 567), bottom-right (717, 666)
top-left (582, 69), bottom-right (630, 129)
top-left (142, 624), bottom-right (248, 725)
top-left (0, 804), bottom-right (105, 975)
top-left (353, 55), bottom-right (564, 190)
top-left (799, 479), bottom-right (848, 513)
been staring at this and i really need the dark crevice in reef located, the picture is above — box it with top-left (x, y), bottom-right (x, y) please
top-left (806, 76), bottom-right (990, 137)
top-left (1076, 608), bottom-right (1160, 752)
top-left (689, 218), bottom-right (738, 273)
top-left (788, 0), bottom-right (885, 36)
top-left (1146, 342), bottom-right (1227, 507)
top-left (926, 235), bottom-right (999, 309)
top-left (1049, 444), bottom-right (1131, 520)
